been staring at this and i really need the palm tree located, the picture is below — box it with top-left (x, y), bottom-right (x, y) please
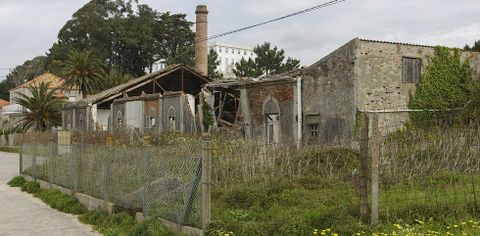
top-left (62, 50), bottom-right (105, 98)
top-left (14, 82), bottom-right (65, 132)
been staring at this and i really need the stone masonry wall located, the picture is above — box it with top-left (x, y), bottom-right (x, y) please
top-left (354, 39), bottom-right (480, 134)
top-left (302, 39), bottom-right (357, 145)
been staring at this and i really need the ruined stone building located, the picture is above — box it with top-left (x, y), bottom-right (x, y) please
top-left (206, 38), bottom-right (480, 146)
top-left (62, 64), bottom-right (209, 133)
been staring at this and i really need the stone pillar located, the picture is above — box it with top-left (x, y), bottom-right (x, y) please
top-left (195, 5), bottom-right (208, 77)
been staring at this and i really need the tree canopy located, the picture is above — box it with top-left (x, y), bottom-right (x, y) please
top-left (14, 82), bottom-right (65, 132)
top-left (233, 42), bottom-right (300, 78)
top-left (61, 50), bottom-right (106, 98)
top-left (47, 0), bottom-right (194, 78)
top-left (208, 49), bottom-right (223, 80)
top-left (464, 40), bottom-right (480, 51)
top-left (0, 56), bottom-right (47, 101)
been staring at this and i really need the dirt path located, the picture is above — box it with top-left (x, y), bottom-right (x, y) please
top-left (0, 152), bottom-right (100, 236)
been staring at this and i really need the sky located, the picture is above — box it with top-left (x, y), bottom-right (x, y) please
top-left (1, 0), bottom-right (480, 78)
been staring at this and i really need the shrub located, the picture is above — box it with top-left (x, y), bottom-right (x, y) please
top-left (21, 180), bottom-right (40, 193)
top-left (35, 189), bottom-right (87, 214)
top-left (7, 176), bottom-right (26, 187)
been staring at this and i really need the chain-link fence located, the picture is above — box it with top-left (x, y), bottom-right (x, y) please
top-left (20, 137), bottom-right (204, 229)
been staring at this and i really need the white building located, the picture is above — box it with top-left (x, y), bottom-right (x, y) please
top-left (208, 42), bottom-right (256, 78)
top-left (146, 42), bottom-right (256, 79)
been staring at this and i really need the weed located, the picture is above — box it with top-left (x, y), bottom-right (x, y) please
top-left (21, 180), bottom-right (40, 193)
top-left (7, 176), bottom-right (26, 187)
top-left (35, 189), bottom-right (87, 214)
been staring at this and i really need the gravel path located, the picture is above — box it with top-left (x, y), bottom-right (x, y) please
top-left (0, 152), bottom-right (100, 236)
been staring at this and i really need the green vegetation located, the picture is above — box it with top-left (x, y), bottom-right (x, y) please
top-left (7, 176), bottom-right (26, 187)
top-left (409, 46), bottom-right (479, 127)
top-left (207, 126), bottom-right (480, 235)
top-left (36, 189), bottom-right (88, 214)
top-left (80, 211), bottom-right (176, 236)
top-left (233, 42), bottom-right (300, 77)
top-left (8, 176), bottom-right (178, 236)
top-left (14, 82), bottom-right (65, 132)
top-left (0, 146), bottom-right (19, 153)
top-left (208, 49), bottom-right (223, 80)
top-left (0, 56), bottom-right (47, 100)
top-left (61, 50), bottom-right (106, 98)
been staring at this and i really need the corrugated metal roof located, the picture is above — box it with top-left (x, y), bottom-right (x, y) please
top-left (83, 64), bottom-right (208, 104)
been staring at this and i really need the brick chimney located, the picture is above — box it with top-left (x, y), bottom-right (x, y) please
top-left (195, 5), bottom-right (208, 77)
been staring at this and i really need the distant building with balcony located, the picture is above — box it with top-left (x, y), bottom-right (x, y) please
top-left (208, 42), bottom-right (256, 78)
top-left (0, 72), bottom-right (82, 129)
top-left (146, 42), bottom-right (256, 79)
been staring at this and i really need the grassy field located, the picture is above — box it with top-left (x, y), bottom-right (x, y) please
top-left (206, 127), bottom-right (480, 235)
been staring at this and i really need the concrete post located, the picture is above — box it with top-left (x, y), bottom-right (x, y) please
top-left (195, 5), bottom-right (208, 77)
top-left (201, 134), bottom-right (212, 229)
top-left (370, 113), bottom-right (380, 224)
top-left (359, 112), bottom-right (369, 223)
top-left (239, 83), bottom-right (253, 138)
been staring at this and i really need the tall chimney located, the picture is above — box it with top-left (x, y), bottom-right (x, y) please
top-left (195, 5), bottom-right (208, 77)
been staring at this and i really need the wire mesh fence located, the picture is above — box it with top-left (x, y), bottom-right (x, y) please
top-left (17, 110), bottom-right (480, 234)
top-left (20, 137), bottom-right (204, 229)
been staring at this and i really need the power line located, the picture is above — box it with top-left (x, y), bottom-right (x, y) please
top-left (198, 0), bottom-right (345, 42)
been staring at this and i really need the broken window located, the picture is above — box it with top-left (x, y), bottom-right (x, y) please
top-left (149, 109), bottom-right (156, 128)
top-left (263, 98), bottom-right (281, 144)
top-left (168, 107), bottom-right (176, 131)
top-left (306, 115), bottom-right (320, 143)
top-left (117, 111), bottom-right (123, 128)
top-left (402, 57), bottom-right (422, 83)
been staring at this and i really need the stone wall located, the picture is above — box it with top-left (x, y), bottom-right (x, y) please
top-left (354, 39), bottom-right (480, 134)
top-left (302, 39), bottom-right (357, 145)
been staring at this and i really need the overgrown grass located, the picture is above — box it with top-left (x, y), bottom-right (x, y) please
top-left (8, 176), bottom-right (179, 236)
top-left (208, 174), bottom-right (480, 235)
top-left (0, 146), bottom-right (19, 153)
top-left (207, 126), bottom-right (480, 235)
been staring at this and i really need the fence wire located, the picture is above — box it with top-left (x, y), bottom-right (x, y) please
top-left (20, 139), bottom-right (204, 229)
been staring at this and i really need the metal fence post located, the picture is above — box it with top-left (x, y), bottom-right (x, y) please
top-left (370, 113), bottom-right (380, 224)
top-left (201, 134), bottom-right (212, 230)
top-left (359, 112), bottom-right (369, 223)
top-left (32, 143), bottom-right (37, 179)
top-left (19, 143), bottom-right (23, 174)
